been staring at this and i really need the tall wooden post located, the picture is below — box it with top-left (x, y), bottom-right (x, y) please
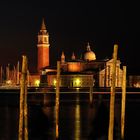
top-left (108, 44), bottom-right (118, 140)
top-left (18, 55), bottom-right (28, 140)
top-left (121, 66), bottom-right (127, 140)
top-left (89, 86), bottom-right (93, 105)
top-left (56, 61), bottom-right (60, 139)
top-left (24, 62), bottom-right (28, 140)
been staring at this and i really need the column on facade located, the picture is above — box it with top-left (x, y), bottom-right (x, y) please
top-left (106, 65), bottom-right (110, 87)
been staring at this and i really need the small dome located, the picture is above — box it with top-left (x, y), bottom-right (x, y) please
top-left (84, 43), bottom-right (96, 61)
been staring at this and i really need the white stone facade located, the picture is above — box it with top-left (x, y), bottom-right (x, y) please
top-left (99, 59), bottom-right (123, 87)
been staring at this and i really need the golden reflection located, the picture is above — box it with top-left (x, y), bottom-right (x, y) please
top-left (74, 95), bottom-right (81, 140)
top-left (76, 87), bottom-right (80, 91)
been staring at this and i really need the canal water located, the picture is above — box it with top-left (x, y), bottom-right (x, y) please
top-left (0, 89), bottom-right (140, 140)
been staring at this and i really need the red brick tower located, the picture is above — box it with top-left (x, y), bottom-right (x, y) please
top-left (37, 19), bottom-right (50, 71)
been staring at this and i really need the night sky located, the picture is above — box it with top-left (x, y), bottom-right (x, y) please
top-left (0, 0), bottom-right (140, 74)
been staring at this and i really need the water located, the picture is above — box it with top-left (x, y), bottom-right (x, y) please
top-left (0, 89), bottom-right (140, 140)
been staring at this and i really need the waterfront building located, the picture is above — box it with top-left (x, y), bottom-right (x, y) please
top-left (0, 19), bottom-right (134, 88)
top-left (38, 19), bottom-right (123, 88)
top-left (129, 75), bottom-right (140, 88)
top-left (99, 59), bottom-right (123, 87)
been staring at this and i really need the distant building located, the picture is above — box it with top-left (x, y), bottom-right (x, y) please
top-left (99, 59), bottom-right (123, 87)
top-left (37, 19), bottom-right (123, 88)
top-left (37, 18), bottom-right (50, 71)
top-left (1, 19), bottom-right (135, 88)
top-left (40, 72), bottom-right (94, 88)
top-left (129, 75), bottom-right (140, 88)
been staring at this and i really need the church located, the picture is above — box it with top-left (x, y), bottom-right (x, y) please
top-left (34, 19), bottom-right (123, 88)
top-left (0, 19), bottom-right (123, 88)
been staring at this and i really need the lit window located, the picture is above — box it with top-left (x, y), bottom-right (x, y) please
top-left (53, 79), bottom-right (57, 86)
top-left (74, 78), bottom-right (81, 87)
top-left (6, 80), bottom-right (12, 85)
top-left (34, 80), bottom-right (40, 87)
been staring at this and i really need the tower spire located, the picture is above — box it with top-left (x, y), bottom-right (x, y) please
top-left (71, 52), bottom-right (76, 60)
top-left (61, 51), bottom-right (65, 64)
top-left (87, 42), bottom-right (91, 51)
top-left (41, 18), bottom-right (46, 30)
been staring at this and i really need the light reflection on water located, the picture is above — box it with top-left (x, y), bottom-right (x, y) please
top-left (75, 94), bottom-right (80, 140)
top-left (0, 92), bottom-right (140, 139)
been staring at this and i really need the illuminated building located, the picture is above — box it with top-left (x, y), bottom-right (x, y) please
top-left (0, 19), bottom-right (135, 88)
top-left (129, 75), bottom-right (140, 88)
top-left (99, 59), bottom-right (123, 87)
top-left (43, 73), bottom-right (94, 88)
top-left (38, 19), bottom-right (124, 88)
top-left (37, 18), bottom-right (50, 71)
top-left (84, 43), bottom-right (96, 61)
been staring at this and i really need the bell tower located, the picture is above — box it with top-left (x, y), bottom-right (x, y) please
top-left (37, 18), bottom-right (50, 71)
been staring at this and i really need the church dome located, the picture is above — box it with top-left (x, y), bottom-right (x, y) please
top-left (84, 43), bottom-right (96, 61)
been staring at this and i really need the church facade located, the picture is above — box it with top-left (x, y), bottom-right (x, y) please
top-left (99, 59), bottom-right (123, 87)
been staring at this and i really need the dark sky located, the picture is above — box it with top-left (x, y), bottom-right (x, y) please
top-left (0, 0), bottom-right (140, 74)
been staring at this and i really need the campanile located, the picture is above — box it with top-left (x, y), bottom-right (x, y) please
top-left (37, 19), bottom-right (50, 71)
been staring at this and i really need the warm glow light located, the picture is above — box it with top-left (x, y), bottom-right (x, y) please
top-left (134, 82), bottom-right (140, 88)
top-left (75, 96), bottom-right (80, 140)
top-left (6, 80), bottom-right (12, 85)
top-left (74, 78), bottom-right (81, 87)
top-left (76, 87), bottom-right (80, 91)
top-left (34, 80), bottom-right (40, 87)
top-left (53, 79), bottom-right (57, 86)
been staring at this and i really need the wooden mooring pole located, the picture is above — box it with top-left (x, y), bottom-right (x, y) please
top-left (18, 55), bottom-right (28, 140)
top-left (89, 86), bottom-right (93, 105)
top-left (56, 61), bottom-right (60, 140)
top-left (108, 44), bottom-right (118, 140)
top-left (121, 66), bottom-right (127, 140)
